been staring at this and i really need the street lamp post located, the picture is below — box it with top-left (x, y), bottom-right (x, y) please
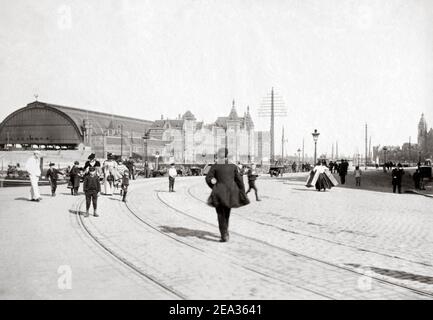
top-left (155, 151), bottom-right (160, 171)
top-left (312, 129), bottom-right (320, 165)
top-left (297, 148), bottom-right (301, 172)
top-left (142, 131), bottom-right (149, 168)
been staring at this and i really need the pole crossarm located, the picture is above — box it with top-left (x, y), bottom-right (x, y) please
top-left (257, 88), bottom-right (288, 164)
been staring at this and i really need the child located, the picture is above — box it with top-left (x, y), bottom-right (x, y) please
top-left (83, 167), bottom-right (101, 217)
top-left (354, 166), bottom-right (362, 187)
top-left (46, 162), bottom-right (62, 196)
top-left (168, 162), bottom-right (177, 192)
top-left (246, 163), bottom-right (261, 201)
top-left (120, 169), bottom-right (130, 202)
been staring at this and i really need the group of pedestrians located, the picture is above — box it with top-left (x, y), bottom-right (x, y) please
top-left (24, 148), bottom-right (426, 245)
top-left (25, 152), bottom-right (132, 217)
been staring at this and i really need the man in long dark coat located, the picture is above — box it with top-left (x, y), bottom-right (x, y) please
top-left (205, 148), bottom-right (249, 242)
top-left (339, 160), bottom-right (348, 184)
top-left (391, 163), bottom-right (405, 194)
top-left (69, 161), bottom-right (81, 195)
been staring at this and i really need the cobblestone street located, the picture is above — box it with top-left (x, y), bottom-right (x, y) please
top-left (1, 174), bottom-right (432, 299)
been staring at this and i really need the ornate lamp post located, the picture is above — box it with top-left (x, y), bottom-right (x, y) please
top-left (312, 129), bottom-right (320, 165)
top-left (154, 151), bottom-right (160, 171)
top-left (142, 131), bottom-right (149, 166)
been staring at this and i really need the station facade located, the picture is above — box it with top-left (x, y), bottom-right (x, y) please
top-left (0, 100), bottom-right (271, 164)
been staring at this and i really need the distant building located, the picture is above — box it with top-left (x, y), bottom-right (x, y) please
top-left (417, 113), bottom-right (433, 159)
top-left (0, 100), bottom-right (271, 164)
top-left (0, 101), bottom-right (153, 159)
top-left (147, 100), bottom-right (270, 164)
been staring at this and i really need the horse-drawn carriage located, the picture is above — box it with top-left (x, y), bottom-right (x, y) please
top-left (269, 165), bottom-right (285, 177)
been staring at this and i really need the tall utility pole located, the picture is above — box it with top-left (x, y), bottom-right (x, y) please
top-left (258, 87), bottom-right (287, 164)
top-left (271, 88), bottom-right (274, 163)
top-left (331, 143), bottom-right (334, 160)
top-left (365, 123), bottom-right (368, 169)
top-left (120, 124), bottom-right (123, 158)
top-left (302, 138), bottom-right (304, 163)
top-left (281, 126), bottom-right (284, 163)
top-left (336, 141), bottom-right (339, 159)
top-left (281, 126), bottom-right (287, 163)
top-left (409, 136), bottom-right (411, 164)
top-left (369, 136), bottom-right (372, 164)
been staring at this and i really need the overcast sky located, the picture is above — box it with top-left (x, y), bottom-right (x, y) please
top-left (1, 0), bottom-right (432, 157)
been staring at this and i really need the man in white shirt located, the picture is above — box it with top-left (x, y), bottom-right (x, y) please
top-left (168, 162), bottom-right (177, 192)
top-left (25, 151), bottom-right (42, 201)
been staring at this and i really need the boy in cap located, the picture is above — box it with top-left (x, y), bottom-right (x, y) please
top-left (120, 169), bottom-right (130, 202)
top-left (83, 167), bottom-right (101, 217)
top-left (168, 162), bottom-right (177, 192)
top-left (46, 163), bottom-right (63, 196)
top-left (246, 163), bottom-right (261, 201)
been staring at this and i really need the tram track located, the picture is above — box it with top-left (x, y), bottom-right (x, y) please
top-left (148, 181), bottom-right (433, 299)
top-left (73, 177), bottom-right (433, 299)
top-left (186, 183), bottom-right (433, 268)
top-left (124, 189), bottom-right (335, 300)
top-left (72, 196), bottom-right (186, 300)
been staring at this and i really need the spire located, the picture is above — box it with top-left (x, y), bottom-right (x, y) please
top-left (244, 105), bottom-right (254, 129)
top-left (107, 114), bottom-right (115, 130)
top-left (419, 113), bottom-right (427, 131)
top-left (228, 99), bottom-right (239, 120)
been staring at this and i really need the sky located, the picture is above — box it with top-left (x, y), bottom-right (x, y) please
top-left (1, 0), bottom-right (433, 158)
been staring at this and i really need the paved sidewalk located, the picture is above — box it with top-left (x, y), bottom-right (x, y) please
top-left (0, 183), bottom-right (175, 299)
top-left (1, 175), bottom-right (432, 299)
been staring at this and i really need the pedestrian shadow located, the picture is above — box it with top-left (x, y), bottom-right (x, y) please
top-left (14, 197), bottom-right (31, 201)
top-left (60, 192), bottom-right (82, 196)
top-left (68, 209), bottom-right (86, 216)
top-left (159, 226), bottom-right (220, 242)
top-left (154, 190), bottom-right (171, 193)
top-left (346, 264), bottom-right (433, 285)
top-left (292, 188), bottom-right (320, 192)
top-left (107, 197), bottom-right (122, 201)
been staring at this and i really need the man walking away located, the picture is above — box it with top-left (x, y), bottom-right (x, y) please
top-left (206, 148), bottom-right (249, 242)
top-left (354, 166), bottom-right (362, 187)
top-left (83, 167), bottom-right (101, 217)
top-left (391, 163), bottom-right (405, 194)
top-left (339, 160), bottom-right (348, 184)
top-left (246, 163), bottom-right (261, 201)
top-left (46, 162), bottom-right (63, 196)
top-left (168, 162), bottom-right (177, 192)
top-left (25, 151), bottom-right (42, 202)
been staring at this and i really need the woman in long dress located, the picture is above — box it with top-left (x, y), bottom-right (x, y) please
top-left (205, 148), bottom-right (249, 242)
top-left (102, 154), bottom-right (118, 195)
top-left (306, 160), bottom-right (338, 191)
top-left (84, 153), bottom-right (101, 176)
